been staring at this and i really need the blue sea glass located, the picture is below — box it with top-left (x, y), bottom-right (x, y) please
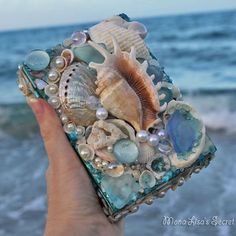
top-left (166, 110), bottom-right (201, 155)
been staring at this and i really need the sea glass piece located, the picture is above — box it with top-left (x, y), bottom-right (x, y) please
top-left (25, 50), bottom-right (50, 71)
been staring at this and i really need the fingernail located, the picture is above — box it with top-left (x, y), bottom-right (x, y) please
top-left (27, 97), bottom-right (44, 115)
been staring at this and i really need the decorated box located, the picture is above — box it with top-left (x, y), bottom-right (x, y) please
top-left (17, 14), bottom-right (216, 222)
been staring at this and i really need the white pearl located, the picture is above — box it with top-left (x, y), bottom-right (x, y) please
top-left (76, 126), bottom-right (85, 136)
top-left (94, 157), bottom-right (101, 164)
top-left (107, 145), bottom-right (113, 153)
top-left (48, 96), bottom-right (60, 109)
top-left (80, 148), bottom-right (90, 159)
top-left (60, 114), bottom-right (69, 124)
top-left (45, 84), bottom-right (58, 96)
top-left (157, 129), bottom-right (167, 139)
top-left (96, 107), bottom-right (108, 120)
top-left (55, 56), bottom-right (65, 69)
top-left (18, 84), bottom-right (24, 90)
top-left (64, 122), bottom-right (75, 133)
top-left (101, 160), bottom-right (108, 168)
top-left (96, 163), bottom-right (102, 168)
top-left (49, 85), bottom-right (57, 94)
top-left (136, 130), bottom-right (148, 142)
top-left (48, 69), bottom-right (59, 82)
top-left (148, 134), bottom-right (160, 146)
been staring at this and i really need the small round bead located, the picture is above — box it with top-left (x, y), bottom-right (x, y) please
top-left (48, 69), bottom-right (60, 83)
top-left (76, 126), bottom-right (85, 136)
top-left (55, 56), bottom-right (65, 69)
top-left (96, 163), bottom-right (102, 169)
top-left (94, 157), bottom-right (101, 164)
top-left (96, 107), bottom-right (108, 120)
top-left (136, 130), bottom-right (149, 142)
top-left (64, 122), bottom-right (75, 133)
top-left (18, 84), bottom-right (24, 90)
top-left (107, 145), bottom-right (113, 153)
top-left (44, 84), bottom-right (58, 96)
top-left (157, 129), bottom-right (167, 139)
top-left (60, 114), bottom-right (69, 124)
top-left (80, 148), bottom-right (90, 159)
top-left (101, 160), bottom-right (108, 168)
top-left (48, 96), bottom-right (60, 109)
top-left (148, 134), bottom-right (159, 146)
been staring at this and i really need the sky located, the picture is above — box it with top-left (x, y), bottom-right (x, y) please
top-left (1, 0), bottom-right (236, 31)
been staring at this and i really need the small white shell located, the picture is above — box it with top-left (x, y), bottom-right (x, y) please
top-left (139, 170), bottom-right (156, 188)
top-left (138, 142), bottom-right (156, 163)
top-left (61, 49), bottom-right (74, 65)
top-left (105, 163), bottom-right (124, 177)
top-left (77, 144), bottom-right (95, 161)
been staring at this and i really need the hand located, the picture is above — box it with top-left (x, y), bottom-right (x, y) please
top-left (28, 98), bottom-right (124, 236)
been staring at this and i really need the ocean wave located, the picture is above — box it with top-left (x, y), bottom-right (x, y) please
top-left (1, 95), bottom-right (235, 140)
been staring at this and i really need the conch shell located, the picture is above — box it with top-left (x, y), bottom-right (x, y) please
top-left (88, 37), bottom-right (160, 131)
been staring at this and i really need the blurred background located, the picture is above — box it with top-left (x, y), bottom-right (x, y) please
top-left (0, 0), bottom-right (236, 235)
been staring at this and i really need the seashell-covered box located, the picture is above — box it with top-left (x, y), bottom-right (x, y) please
top-left (17, 14), bottom-right (216, 222)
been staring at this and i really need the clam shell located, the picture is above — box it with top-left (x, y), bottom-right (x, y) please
top-left (164, 101), bottom-right (206, 168)
top-left (138, 142), bottom-right (156, 163)
top-left (88, 37), bottom-right (160, 131)
top-left (89, 21), bottom-right (151, 60)
top-left (59, 63), bottom-right (97, 126)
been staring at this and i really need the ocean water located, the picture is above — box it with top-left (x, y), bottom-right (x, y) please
top-left (0, 10), bottom-right (236, 236)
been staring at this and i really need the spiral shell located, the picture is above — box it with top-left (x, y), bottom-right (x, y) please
top-left (88, 37), bottom-right (160, 131)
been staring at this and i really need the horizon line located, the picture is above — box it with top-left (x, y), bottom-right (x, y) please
top-left (1, 8), bottom-right (235, 33)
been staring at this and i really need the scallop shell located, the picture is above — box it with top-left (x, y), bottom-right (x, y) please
top-left (164, 101), bottom-right (206, 168)
top-left (89, 21), bottom-right (151, 60)
top-left (88, 37), bottom-right (160, 131)
top-left (87, 120), bottom-right (127, 150)
top-left (59, 63), bottom-right (97, 126)
top-left (138, 142), bottom-right (156, 163)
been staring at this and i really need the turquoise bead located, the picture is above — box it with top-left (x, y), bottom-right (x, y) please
top-left (73, 43), bottom-right (105, 64)
top-left (25, 50), bottom-right (50, 71)
top-left (113, 139), bottom-right (139, 164)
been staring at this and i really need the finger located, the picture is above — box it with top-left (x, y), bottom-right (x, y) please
top-left (27, 97), bottom-right (82, 169)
